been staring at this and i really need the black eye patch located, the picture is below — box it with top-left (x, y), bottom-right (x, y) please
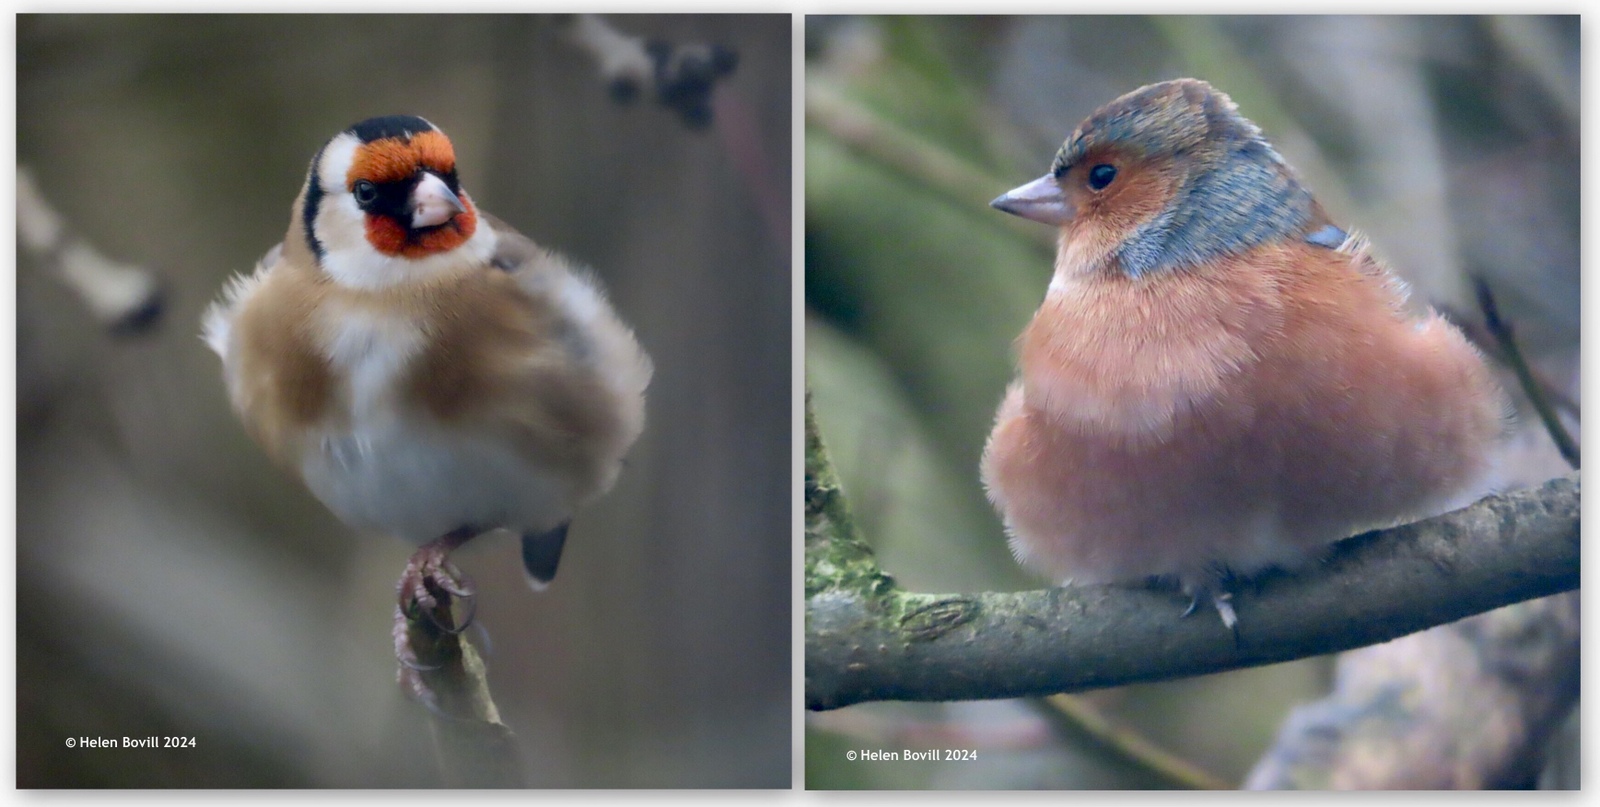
top-left (353, 176), bottom-right (419, 222)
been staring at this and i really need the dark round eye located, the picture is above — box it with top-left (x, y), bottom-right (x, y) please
top-left (352, 180), bottom-right (378, 208)
top-left (1088, 164), bottom-right (1117, 191)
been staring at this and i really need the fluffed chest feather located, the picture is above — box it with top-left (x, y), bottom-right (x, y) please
top-left (295, 297), bottom-right (572, 544)
top-left (1018, 265), bottom-right (1285, 441)
top-left (318, 303), bottom-right (427, 423)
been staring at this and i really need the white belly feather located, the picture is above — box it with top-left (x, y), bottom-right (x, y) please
top-left (301, 423), bottom-right (569, 544)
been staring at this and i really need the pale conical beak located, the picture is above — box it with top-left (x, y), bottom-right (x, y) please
top-left (991, 174), bottom-right (1074, 226)
top-left (410, 172), bottom-right (466, 229)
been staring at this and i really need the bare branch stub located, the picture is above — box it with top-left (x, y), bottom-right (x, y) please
top-left (565, 14), bottom-right (738, 129)
top-left (399, 591), bottom-right (524, 787)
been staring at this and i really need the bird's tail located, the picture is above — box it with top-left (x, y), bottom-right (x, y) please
top-left (521, 522), bottom-right (571, 591)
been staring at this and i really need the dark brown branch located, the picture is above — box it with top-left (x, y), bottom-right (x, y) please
top-left (1473, 277), bottom-right (1580, 469)
top-left (805, 398), bottom-right (1580, 711)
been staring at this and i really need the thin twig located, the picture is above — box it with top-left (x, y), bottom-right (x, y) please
top-left (809, 708), bottom-right (1053, 750)
top-left (1035, 694), bottom-right (1232, 790)
top-left (564, 16), bottom-right (783, 252)
top-left (1436, 303), bottom-right (1580, 421)
top-left (1473, 277), bottom-right (1579, 469)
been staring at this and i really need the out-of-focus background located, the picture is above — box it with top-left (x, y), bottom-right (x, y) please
top-left (804, 15), bottom-right (1577, 789)
top-left (18, 14), bottom-right (791, 787)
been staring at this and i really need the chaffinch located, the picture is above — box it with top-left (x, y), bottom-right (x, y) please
top-left (984, 79), bottom-right (1507, 627)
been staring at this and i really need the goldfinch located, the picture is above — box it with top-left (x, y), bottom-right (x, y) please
top-left (204, 115), bottom-right (652, 675)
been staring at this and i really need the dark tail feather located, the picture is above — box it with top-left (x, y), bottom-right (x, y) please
top-left (521, 521), bottom-right (570, 591)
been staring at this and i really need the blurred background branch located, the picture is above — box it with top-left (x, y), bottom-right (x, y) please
top-left (565, 13), bottom-right (738, 130)
top-left (563, 14), bottom-right (786, 251)
top-left (806, 79), bottom-right (1051, 249)
top-left (1245, 590), bottom-right (1578, 789)
top-left (17, 166), bottom-right (164, 336)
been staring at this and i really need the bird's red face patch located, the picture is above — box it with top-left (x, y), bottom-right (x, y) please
top-left (362, 198), bottom-right (477, 258)
top-left (348, 130), bottom-right (478, 258)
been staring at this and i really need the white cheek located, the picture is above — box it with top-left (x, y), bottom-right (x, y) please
top-left (313, 195), bottom-right (371, 254)
top-left (317, 134), bottom-right (360, 191)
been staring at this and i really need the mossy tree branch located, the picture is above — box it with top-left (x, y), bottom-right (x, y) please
top-left (804, 394), bottom-right (1580, 711)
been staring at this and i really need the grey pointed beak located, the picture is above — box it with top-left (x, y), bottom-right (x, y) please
top-left (410, 172), bottom-right (466, 229)
top-left (991, 174), bottom-right (1074, 226)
